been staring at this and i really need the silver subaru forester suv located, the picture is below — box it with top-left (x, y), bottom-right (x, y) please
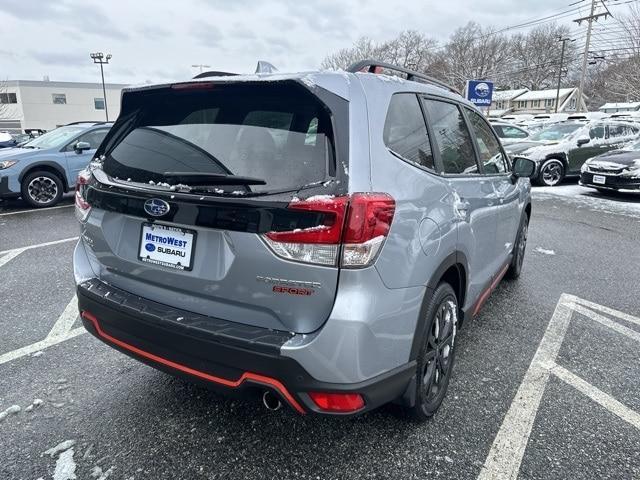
top-left (73, 60), bottom-right (534, 420)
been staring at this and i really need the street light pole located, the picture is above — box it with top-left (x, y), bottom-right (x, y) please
top-left (555, 37), bottom-right (574, 113)
top-left (90, 52), bottom-right (112, 121)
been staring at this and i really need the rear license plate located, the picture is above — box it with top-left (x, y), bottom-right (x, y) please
top-left (592, 175), bottom-right (606, 185)
top-left (138, 223), bottom-right (196, 271)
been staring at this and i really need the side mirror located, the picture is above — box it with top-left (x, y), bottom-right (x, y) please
top-left (74, 141), bottom-right (91, 153)
top-left (577, 136), bottom-right (590, 146)
top-left (511, 156), bottom-right (536, 180)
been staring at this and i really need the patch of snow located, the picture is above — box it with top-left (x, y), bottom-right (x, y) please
top-left (44, 440), bottom-right (76, 457)
top-left (53, 448), bottom-right (77, 480)
top-left (299, 75), bottom-right (316, 89)
top-left (533, 184), bottom-right (640, 218)
top-left (376, 74), bottom-right (405, 83)
top-left (91, 465), bottom-right (115, 480)
top-left (231, 190), bottom-right (245, 195)
top-left (303, 194), bottom-right (335, 202)
top-left (534, 247), bottom-right (556, 255)
top-left (0, 404), bottom-right (21, 421)
top-left (25, 399), bottom-right (43, 412)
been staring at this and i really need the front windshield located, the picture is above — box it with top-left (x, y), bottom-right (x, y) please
top-left (22, 126), bottom-right (85, 149)
top-left (529, 123), bottom-right (582, 142)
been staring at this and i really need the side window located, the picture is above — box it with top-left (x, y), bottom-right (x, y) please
top-left (589, 125), bottom-right (605, 140)
top-left (466, 110), bottom-right (509, 174)
top-left (609, 123), bottom-right (638, 138)
top-left (383, 93), bottom-right (434, 170)
top-left (66, 129), bottom-right (109, 151)
top-left (422, 99), bottom-right (478, 175)
top-left (502, 126), bottom-right (528, 139)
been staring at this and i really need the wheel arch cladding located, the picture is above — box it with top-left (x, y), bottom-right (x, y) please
top-left (410, 252), bottom-right (468, 361)
top-left (19, 162), bottom-right (69, 191)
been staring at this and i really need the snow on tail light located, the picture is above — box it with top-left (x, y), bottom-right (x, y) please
top-left (261, 193), bottom-right (395, 267)
top-left (341, 193), bottom-right (395, 268)
top-left (262, 196), bottom-right (348, 266)
top-left (74, 169), bottom-right (92, 222)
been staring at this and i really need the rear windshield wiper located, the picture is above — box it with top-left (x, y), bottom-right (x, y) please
top-left (163, 172), bottom-right (267, 185)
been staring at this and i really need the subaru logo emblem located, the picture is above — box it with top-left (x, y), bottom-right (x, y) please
top-left (144, 198), bottom-right (170, 217)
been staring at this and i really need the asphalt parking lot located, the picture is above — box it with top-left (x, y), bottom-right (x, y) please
top-left (1, 185), bottom-right (639, 480)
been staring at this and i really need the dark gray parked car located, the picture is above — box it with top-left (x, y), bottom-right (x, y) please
top-left (73, 61), bottom-right (534, 420)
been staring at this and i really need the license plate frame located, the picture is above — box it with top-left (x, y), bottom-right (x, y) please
top-left (592, 175), bottom-right (606, 185)
top-left (138, 223), bottom-right (197, 271)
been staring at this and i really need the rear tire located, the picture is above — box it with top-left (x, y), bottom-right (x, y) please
top-left (21, 170), bottom-right (64, 208)
top-left (536, 159), bottom-right (564, 187)
top-left (404, 283), bottom-right (458, 422)
top-left (506, 215), bottom-right (529, 280)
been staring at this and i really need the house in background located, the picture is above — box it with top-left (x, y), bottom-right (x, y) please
top-left (598, 102), bottom-right (640, 114)
top-left (489, 88), bottom-right (529, 117)
top-left (0, 79), bottom-right (127, 133)
top-left (509, 88), bottom-right (587, 114)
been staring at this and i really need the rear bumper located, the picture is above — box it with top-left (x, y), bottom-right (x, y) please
top-left (580, 172), bottom-right (640, 191)
top-left (77, 278), bottom-right (415, 416)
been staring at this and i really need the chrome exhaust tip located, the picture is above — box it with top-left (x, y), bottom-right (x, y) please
top-left (262, 391), bottom-right (282, 411)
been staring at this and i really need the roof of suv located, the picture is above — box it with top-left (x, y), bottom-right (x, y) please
top-left (124, 70), bottom-right (469, 107)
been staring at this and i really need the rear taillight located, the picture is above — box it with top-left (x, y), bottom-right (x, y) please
top-left (262, 193), bottom-right (395, 267)
top-left (75, 169), bottom-right (92, 222)
top-left (308, 392), bottom-right (365, 412)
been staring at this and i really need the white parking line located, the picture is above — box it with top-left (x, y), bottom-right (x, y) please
top-left (572, 303), bottom-right (640, 343)
top-left (0, 237), bottom-right (78, 263)
top-left (478, 294), bottom-right (640, 480)
top-left (0, 204), bottom-right (74, 217)
top-left (0, 295), bottom-right (86, 366)
top-left (477, 294), bottom-right (575, 480)
top-left (0, 249), bottom-right (25, 269)
top-left (550, 364), bottom-right (640, 430)
top-left (573, 296), bottom-right (640, 327)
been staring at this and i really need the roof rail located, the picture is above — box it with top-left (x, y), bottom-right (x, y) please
top-left (193, 70), bottom-right (239, 79)
top-left (64, 121), bottom-right (112, 126)
top-left (347, 59), bottom-right (460, 95)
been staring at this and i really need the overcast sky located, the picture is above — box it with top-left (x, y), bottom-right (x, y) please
top-left (0, 0), bottom-right (599, 85)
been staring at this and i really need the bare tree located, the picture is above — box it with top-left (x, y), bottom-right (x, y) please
top-left (429, 22), bottom-right (512, 90)
top-left (508, 24), bottom-right (578, 90)
top-left (320, 31), bottom-right (439, 72)
top-left (604, 5), bottom-right (640, 101)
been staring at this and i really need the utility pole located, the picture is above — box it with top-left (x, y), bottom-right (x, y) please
top-left (90, 52), bottom-right (112, 121)
top-left (574, 0), bottom-right (610, 112)
top-left (191, 64), bottom-right (211, 73)
top-left (555, 37), bottom-right (573, 113)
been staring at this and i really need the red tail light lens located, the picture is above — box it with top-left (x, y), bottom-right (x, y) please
top-left (308, 392), bottom-right (365, 412)
top-left (265, 196), bottom-right (348, 244)
top-left (75, 169), bottom-right (92, 222)
top-left (262, 193), bottom-right (395, 267)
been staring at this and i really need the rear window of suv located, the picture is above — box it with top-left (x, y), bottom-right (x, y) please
top-left (101, 82), bottom-right (336, 194)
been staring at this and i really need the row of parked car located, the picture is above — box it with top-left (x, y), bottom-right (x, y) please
top-left (489, 115), bottom-right (640, 191)
top-left (1, 107), bottom-right (639, 210)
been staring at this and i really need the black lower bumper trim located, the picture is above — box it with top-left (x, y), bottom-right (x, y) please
top-left (77, 278), bottom-right (415, 416)
top-left (0, 176), bottom-right (20, 198)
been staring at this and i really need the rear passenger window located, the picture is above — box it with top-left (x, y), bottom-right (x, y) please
top-left (466, 110), bottom-right (509, 174)
top-left (383, 93), bottom-right (434, 170)
top-left (422, 99), bottom-right (478, 175)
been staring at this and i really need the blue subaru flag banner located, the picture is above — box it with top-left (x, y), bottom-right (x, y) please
top-left (466, 80), bottom-right (494, 106)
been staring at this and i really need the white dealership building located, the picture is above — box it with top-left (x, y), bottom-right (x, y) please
top-left (0, 79), bottom-right (128, 133)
